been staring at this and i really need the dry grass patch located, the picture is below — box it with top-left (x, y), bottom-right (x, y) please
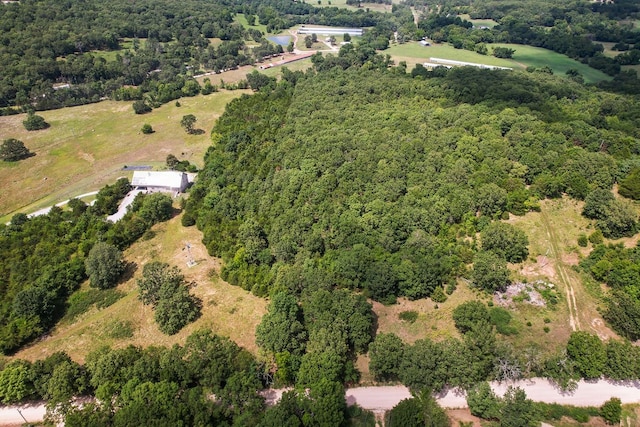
top-left (0, 91), bottom-right (248, 221)
top-left (12, 213), bottom-right (267, 363)
top-left (373, 281), bottom-right (485, 344)
top-left (507, 198), bottom-right (618, 344)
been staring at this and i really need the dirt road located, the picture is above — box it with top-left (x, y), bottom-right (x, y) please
top-left (3, 378), bottom-right (639, 425)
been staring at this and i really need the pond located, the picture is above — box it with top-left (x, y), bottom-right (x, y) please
top-left (267, 35), bottom-right (291, 46)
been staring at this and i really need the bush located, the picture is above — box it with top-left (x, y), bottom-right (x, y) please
top-left (588, 230), bottom-right (604, 245)
top-left (132, 100), bottom-right (152, 114)
top-left (489, 307), bottom-right (517, 335)
top-left (577, 234), bottom-right (588, 247)
top-left (105, 320), bottom-right (134, 339)
top-left (431, 287), bottom-right (447, 303)
top-left (141, 124), bottom-right (154, 134)
top-left (399, 310), bottom-right (418, 323)
top-left (600, 397), bottom-right (622, 425)
top-left (22, 113), bottom-right (49, 131)
top-left (65, 289), bottom-right (125, 321)
top-left (1, 138), bottom-right (33, 162)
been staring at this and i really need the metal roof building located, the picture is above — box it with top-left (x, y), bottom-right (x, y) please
top-left (131, 171), bottom-right (189, 194)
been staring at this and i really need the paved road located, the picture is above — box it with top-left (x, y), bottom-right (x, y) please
top-left (2, 378), bottom-right (640, 425)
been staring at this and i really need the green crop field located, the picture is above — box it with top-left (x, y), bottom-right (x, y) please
top-left (387, 42), bottom-right (612, 83)
top-left (0, 90), bottom-right (249, 222)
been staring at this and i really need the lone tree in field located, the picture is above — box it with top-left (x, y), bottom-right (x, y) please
top-left (181, 114), bottom-right (197, 134)
top-left (22, 112), bottom-right (49, 131)
top-left (1, 138), bottom-right (32, 162)
top-left (85, 242), bottom-right (126, 289)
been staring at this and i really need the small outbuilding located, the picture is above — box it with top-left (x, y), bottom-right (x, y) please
top-left (131, 171), bottom-right (189, 194)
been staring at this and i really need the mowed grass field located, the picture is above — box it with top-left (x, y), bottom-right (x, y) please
top-left (0, 90), bottom-right (248, 222)
top-left (387, 42), bottom-right (612, 83)
top-left (13, 213), bottom-right (267, 363)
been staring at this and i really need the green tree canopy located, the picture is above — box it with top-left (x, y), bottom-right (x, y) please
top-left (481, 222), bottom-right (529, 263)
top-left (472, 251), bottom-right (511, 293)
top-left (566, 331), bottom-right (606, 379)
top-left (85, 242), bottom-right (126, 289)
top-left (0, 138), bottom-right (32, 162)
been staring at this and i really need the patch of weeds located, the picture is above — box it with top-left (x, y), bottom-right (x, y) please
top-left (544, 317), bottom-right (551, 324)
top-left (543, 326), bottom-right (550, 333)
top-left (229, 307), bottom-right (237, 314)
top-left (489, 307), bottom-right (518, 335)
top-left (526, 321), bottom-right (532, 327)
top-left (431, 287), bottom-right (447, 303)
top-left (208, 268), bottom-right (219, 280)
top-left (142, 230), bottom-right (156, 241)
top-left (208, 298), bottom-right (218, 306)
top-left (105, 320), bottom-right (134, 339)
top-left (64, 289), bottom-right (125, 322)
top-left (536, 402), bottom-right (598, 423)
top-left (399, 310), bottom-right (418, 323)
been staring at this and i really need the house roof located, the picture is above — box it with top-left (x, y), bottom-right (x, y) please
top-left (131, 171), bottom-right (186, 189)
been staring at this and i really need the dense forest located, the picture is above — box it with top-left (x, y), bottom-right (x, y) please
top-left (186, 63), bottom-right (640, 303)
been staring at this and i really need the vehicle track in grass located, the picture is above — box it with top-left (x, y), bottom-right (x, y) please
top-left (540, 207), bottom-right (581, 331)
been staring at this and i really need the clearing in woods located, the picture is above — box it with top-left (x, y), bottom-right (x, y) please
top-left (0, 90), bottom-right (248, 222)
top-left (508, 198), bottom-right (618, 342)
top-left (12, 213), bottom-right (267, 363)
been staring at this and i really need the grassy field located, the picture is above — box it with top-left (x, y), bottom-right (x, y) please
top-left (0, 90), bottom-right (248, 222)
top-left (234, 13), bottom-right (269, 34)
top-left (301, 0), bottom-right (393, 13)
top-left (386, 42), bottom-right (612, 83)
top-left (458, 14), bottom-right (498, 28)
top-left (13, 213), bottom-right (267, 363)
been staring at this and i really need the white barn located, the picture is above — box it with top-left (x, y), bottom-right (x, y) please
top-left (131, 171), bottom-right (189, 194)
top-left (298, 27), bottom-right (363, 36)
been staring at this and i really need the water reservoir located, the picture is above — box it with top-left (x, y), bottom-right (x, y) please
top-left (267, 35), bottom-right (291, 46)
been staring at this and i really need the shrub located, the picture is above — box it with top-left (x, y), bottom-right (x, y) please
top-left (141, 123), bottom-right (154, 134)
top-left (1, 138), bottom-right (32, 162)
top-left (577, 234), bottom-right (588, 247)
top-left (600, 397), bottom-right (622, 425)
top-left (431, 287), bottom-right (447, 303)
top-left (132, 100), bottom-right (152, 114)
top-left (399, 310), bottom-right (418, 323)
top-left (22, 112), bottom-right (49, 131)
top-left (588, 230), bottom-right (604, 244)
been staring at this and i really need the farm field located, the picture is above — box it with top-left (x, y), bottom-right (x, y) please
top-left (387, 42), bottom-right (612, 83)
top-left (12, 213), bottom-right (267, 363)
top-left (0, 90), bottom-right (248, 222)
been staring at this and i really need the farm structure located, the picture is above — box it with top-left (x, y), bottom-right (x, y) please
top-left (297, 27), bottom-right (363, 36)
top-left (131, 171), bottom-right (189, 194)
top-left (426, 57), bottom-right (513, 70)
